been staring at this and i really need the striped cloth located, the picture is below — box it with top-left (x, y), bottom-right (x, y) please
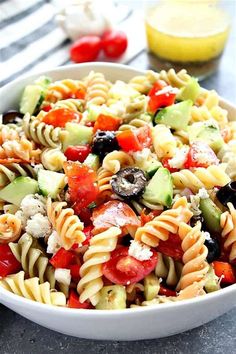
top-left (0, 0), bottom-right (146, 87)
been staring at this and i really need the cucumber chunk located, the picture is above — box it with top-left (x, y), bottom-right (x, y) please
top-left (62, 123), bottom-right (93, 151)
top-left (199, 198), bottom-right (222, 233)
top-left (143, 167), bottom-right (173, 207)
top-left (205, 265), bottom-right (220, 293)
top-left (38, 170), bottom-right (66, 199)
top-left (154, 100), bottom-right (192, 130)
top-left (96, 285), bottom-right (126, 310)
top-left (177, 78), bottom-right (201, 102)
top-left (144, 273), bottom-right (160, 301)
top-left (188, 121), bottom-right (224, 152)
top-left (0, 177), bottom-right (38, 206)
top-left (83, 153), bottom-right (100, 171)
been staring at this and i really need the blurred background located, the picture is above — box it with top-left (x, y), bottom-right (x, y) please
top-left (0, 0), bottom-right (235, 100)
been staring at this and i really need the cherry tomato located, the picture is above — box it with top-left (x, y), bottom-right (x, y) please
top-left (42, 108), bottom-right (82, 128)
top-left (148, 80), bottom-right (176, 113)
top-left (49, 248), bottom-right (76, 269)
top-left (117, 126), bottom-right (151, 152)
top-left (64, 161), bottom-right (99, 214)
top-left (213, 261), bottom-right (236, 284)
top-left (93, 114), bottom-right (121, 132)
top-left (64, 145), bottom-right (91, 162)
top-left (159, 285), bottom-right (177, 297)
top-left (70, 36), bottom-right (102, 63)
top-left (184, 142), bottom-right (219, 169)
top-left (68, 290), bottom-right (92, 309)
top-left (157, 233), bottom-right (183, 261)
top-left (102, 246), bottom-right (158, 285)
top-left (102, 30), bottom-right (128, 58)
top-left (162, 157), bottom-right (180, 173)
top-left (0, 244), bottom-right (21, 277)
top-left (92, 200), bottom-right (140, 235)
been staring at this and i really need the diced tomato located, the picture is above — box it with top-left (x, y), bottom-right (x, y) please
top-left (64, 145), bottom-right (91, 162)
top-left (93, 114), bottom-right (121, 132)
top-left (0, 158), bottom-right (23, 164)
top-left (184, 142), bottom-right (219, 169)
top-left (82, 225), bottom-right (94, 246)
top-left (74, 89), bottom-right (86, 100)
top-left (69, 264), bottom-right (81, 283)
top-left (148, 80), bottom-right (176, 113)
top-left (213, 261), bottom-right (236, 284)
top-left (102, 246), bottom-right (158, 285)
top-left (92, 200), bottom-right (140, 235)
top-left (117, 126), bottom-right (151, 152)
top-left (42, 105), bottom-right (52, 112)
top-left (159, 285), bottom-right (177, 297)
top-left (85, 121), bottom-right (95, 127)
top-left (42, 108), bottom-right (82, 128)
top-left (49, 248), bottom-right (76, 269)
top-left (64, 161), bottom-right (99, 214)
top-left (162, 157), bottom-right (180, 173)
top-left (157, 233), bottom-right (183, 261)
top-left (68, 290), bottom-right (92, 309)
top-left (0, 244), bottom-right (21, 277)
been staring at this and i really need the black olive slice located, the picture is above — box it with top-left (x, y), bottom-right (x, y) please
top-left (111, 167), bottom-right (147, 199)
top-left (204, 236), bottom-right (221, 263)
top-left (92, 130), bottom-right (119, 160)
top-left (216, 181), bottom-right (236, 208)
top-left (2, 110), bottom-right (23, 124)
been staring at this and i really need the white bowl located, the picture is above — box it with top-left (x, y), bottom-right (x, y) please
top-left (0, 63), bottom-right (235, 340)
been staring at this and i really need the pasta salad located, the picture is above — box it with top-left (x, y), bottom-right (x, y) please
top-left (0, 68), bottom-right (235, 309)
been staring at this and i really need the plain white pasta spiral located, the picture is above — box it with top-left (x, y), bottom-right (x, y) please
top-left (220, 203), bottom-right (236, 262)
top-left (41, 147), bottom-right (66, 171)
top-left (0, 163), bottom-right (36, 188)
top-left (85, 71), bottom-right (110, 107)
top-left (0, 271), bottom-right (66, 306)
top-left (77, 227), bottom-right (121, 306)
top-left (102, 150), bottom-right (134, 174)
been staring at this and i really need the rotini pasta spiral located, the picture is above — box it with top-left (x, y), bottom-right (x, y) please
top-left (47, 198), bottom-right (85, 250)
top-left (102, 150), bottom-right (134, 174)
top-left (0, 125), bottom-right (21, 144)
top-left (128, 70), bottom-right (159, 94)
top-left (97, 167), bottom-right (113, 198)
top-left (172, 164), bottom-right (230, 192)
top-left (52, 98), bottom-right (84, 113)
top-left (118, 118), bottom-right (151, 132)
top-left (0, 213), bottom-right (22, 243)
top-left (135, 197), bottom-right (193, 247)
top-left (77, 227), bottom-right (121, 305)
top-left (155, 252), bottom-right (183, 287)
top-left (9, 233), bottom-right (69, 296)
top-left (85, 71), bottom-right (110, 107)
top-left (0, 271), bottom-right (66, 306)
top-left (0, 138), bottom-right (41, 162)
top-left (217, 144), bottom-right (236, 180)
top-left (23, 113), bottom-right (62, 148)
top-left (131, 199), bottom-right (163, 215)
top-left (220, 203), bottom-right (236, 262)
top-left (44, 79), bottom-right (86, 103)
top-left (40, 147), bottom-right (66, 172)
top-left (121, 96), bottom-right (148, 123)
top-left (0, 163), bottom-right (36, 188)
top-left (158, 69), bottom-right (191, 88)
top-left (152, 124), bottom-right (177, 159)
top-left (178, 222), bottom-right (209, 292)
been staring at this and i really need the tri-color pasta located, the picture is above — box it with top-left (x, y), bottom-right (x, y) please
top-left (0, 69), bottom-right (235, 310)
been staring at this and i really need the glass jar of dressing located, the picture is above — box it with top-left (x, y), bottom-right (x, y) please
top-left (145, 0), bottom-right (230, 79)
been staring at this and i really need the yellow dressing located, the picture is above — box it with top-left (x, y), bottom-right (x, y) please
top-left (145, 2), bottom-right (230, 63)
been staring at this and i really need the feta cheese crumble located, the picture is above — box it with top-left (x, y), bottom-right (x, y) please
top-left (197, 188), bottom-right (209, 199)
top-left (47, 231), bottom-right (62, 254)
top-left (54, 268), bottom-right (71, 286)
top-left (20, 194), bottom-right (46, 217)
top-left (25, 213), bottom-right (52, 238)
top-left (203, 231), bottom-right (211, 241)
top-left (128, 240), bottom-right (153, 261)
top-left (168, 146), bottom-right (189, 169)
top-left (155, 86), bottom-right (179, 96)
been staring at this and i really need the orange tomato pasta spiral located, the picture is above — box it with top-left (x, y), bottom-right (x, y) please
top-left (77, 227), bottom-right (121, 306)
top-left (178, 222), bottom-right (209, 293)
top-left (0, 213), bottom-right (22, 243)
top-left (220, 203), bottom-right (236, 262)
top-left (47, 198), bottom-right (85, 250)
top-left (135, 197), bottom-right (193, 247)
top-left (44, 79), bottom-right (86, 103)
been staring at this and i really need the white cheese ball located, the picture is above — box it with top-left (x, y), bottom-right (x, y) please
top-left (20, 194), bottom-right (46, 218)
top-left (47, 231), bottom-right (62, 254)
top-left (25, 213), bottom-right (51, 239)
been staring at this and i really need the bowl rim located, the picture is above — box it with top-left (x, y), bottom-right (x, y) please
top-left (0, 62), bottom-right (236, 316)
